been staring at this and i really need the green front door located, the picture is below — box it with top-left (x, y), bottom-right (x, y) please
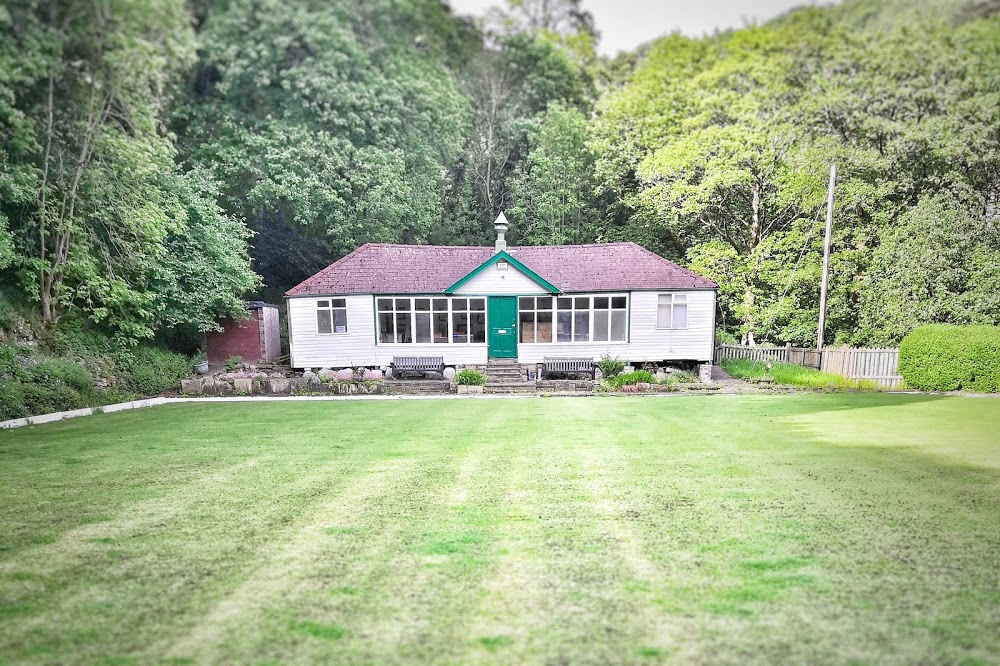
top-left (487, 296), bottom-right (518, 358)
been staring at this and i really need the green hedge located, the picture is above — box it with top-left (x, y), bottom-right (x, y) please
top-left (898, 324), bottom-right (1000, 392)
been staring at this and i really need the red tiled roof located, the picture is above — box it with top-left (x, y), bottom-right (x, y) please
top-left (285, 242), bottom-right (716, 296)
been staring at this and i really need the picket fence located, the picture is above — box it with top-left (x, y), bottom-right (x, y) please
top-left (715, 344), bottom-right (903, 388)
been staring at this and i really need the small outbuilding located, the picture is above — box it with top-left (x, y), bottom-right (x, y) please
top-left (206, 301), bottom-right (281, 365)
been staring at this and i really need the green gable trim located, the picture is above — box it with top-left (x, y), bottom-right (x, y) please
top-left (445, 250), bottom-right (560, 294)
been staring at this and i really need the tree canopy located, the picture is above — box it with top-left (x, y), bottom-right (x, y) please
top-left (0, 0), bottom-right (997, 348)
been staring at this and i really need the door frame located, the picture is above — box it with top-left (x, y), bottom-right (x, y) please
top-left (487, 296), bottom-right (518, 358)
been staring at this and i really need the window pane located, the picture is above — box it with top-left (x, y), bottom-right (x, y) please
top-left (470, 313), bottom-right (486, 343)
top-left (415, 298), bottom-right (430, 311)
top-left (611, 311), bottom-right (627, 341)
top-left (331, 298), bottom-right (346, 308)
top-left (557, 311), bottom-right (572, 342)
top-left (674, 294), bottom-right (687, 303)
top-left (433, 298), bottom-right (448, 312)
top-left (612, 296), bottom-right (627, 309)
top-left (333, 308), bottom-right (347, 333)
top-left (415, 312), bottom-right (431, 343)
top-left (673, 304), bottom-right (688, 328)
top-left (378, 312), bottom-right (394, 343)
top-left (470, 298), bottom-right (485, 311)
top-left (453, 298), bottom-right (467, 311)
top-left (574, 297), bottom-right (589, 309)
top-left (452, 312), bottom-right (468, 343)
top-left (395, 312), bottom-right (412, 343)
top-left (537, 312), bottom-right (553, 343)
top-left (594, 296), bottom-right (609, 309)
top-left (395, 298), bottom-right (411, 311)
top-left (433, 312), bottom-right (449, 343)
top-left (574, 311), bottom-right (590, 342)
top-left (317, 300), bottom-right (330, 308)
top-left (519, 311), bottom-right (535, 343)
top-left (317, 310), bottom-right (332, 334)
top-left (657, 304), bottom-right (671, 329)
top-left (519, 297), bottom-right (534, 310)
top-left (557, 297), bottom-right (572, 310)
top-left (377, 299), bottom-right (393, 312)
top-left (594, 311), bottom-right (609, 341)
top-left (537, 297), bottom-right (552, 310)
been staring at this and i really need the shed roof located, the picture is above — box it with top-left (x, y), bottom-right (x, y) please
top-left (285, 242), bottom-right (716, 297)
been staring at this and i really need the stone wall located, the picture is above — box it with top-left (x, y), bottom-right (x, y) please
top-left (181, 375), bottom-right (386, 396)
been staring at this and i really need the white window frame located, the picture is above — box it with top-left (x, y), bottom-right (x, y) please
top-left (518, 293), bottom-right (629, 344)
top-left (317, 298), bottom-right (348, 335)
top-left (375, 297), bottom-right (486, 345)
top-left (656, 293), bottom-right (689, 330)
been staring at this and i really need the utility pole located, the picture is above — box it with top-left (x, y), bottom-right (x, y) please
top-left (817, 164), bottom-right (836, 349)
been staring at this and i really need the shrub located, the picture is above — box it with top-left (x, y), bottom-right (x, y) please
top-left (609, 370), bottom-right (656, 388)
top-left (899, 324), bottom-right (1000, 392)
top-left (455, 369), bottom-right (487, 385)
top-left (115, 346), bottom-right (191, 396)
top-left (335, 368), bottom-right (354, 381)
top-left (597, 354), bottom-right (626, 379)
top-left (663, 370), bottom-right (699, 384)
top-left (225, 355), bottom-right (243, 371)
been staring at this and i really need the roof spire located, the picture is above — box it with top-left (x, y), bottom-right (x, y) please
top-left (494, 211), bottom-right (509, 254)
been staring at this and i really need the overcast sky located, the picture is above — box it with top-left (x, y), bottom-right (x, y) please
top-left (446, 0), bottom-right (835, 55)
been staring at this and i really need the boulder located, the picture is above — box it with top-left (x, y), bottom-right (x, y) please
top-left (443, 367), bottom-right (456, 380)
top-left (201, 377), bottom-right (217, 396)
top-left (234, 378), bottom-right (253, 394)
top-left (180, 379), bottom-right (202, 395)
top-left (267, 377), bottom-right (292, 395)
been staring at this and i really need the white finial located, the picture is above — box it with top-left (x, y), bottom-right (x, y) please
top-left (494, 211), bottom-right (509, 253)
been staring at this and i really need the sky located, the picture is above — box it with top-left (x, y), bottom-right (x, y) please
top-left (446, 0), bottom-right (835, 55)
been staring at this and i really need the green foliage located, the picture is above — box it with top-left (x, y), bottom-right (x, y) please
top-left (721, 359), bottom-right (878, 391)
top-left (898, 324), bottom-right (1000, 392)
top-left (596, 354), bottom-right (625, 378)
top-left (608, 370), bottom-right (656, 388)
top-left (455, 368), bottom-right (487, 385)
top-left (225, 356), bottom-right (243, 372)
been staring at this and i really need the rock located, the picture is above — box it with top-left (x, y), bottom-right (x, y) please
top-left (384, 366), bottom-right (394, 380)
top-left (698, 363), bottom-right (713, 384)
top-left (623, 365), bottom-right (635, 374)
top-left (201, 377), bottom-right (217, 395)
top-left (335, 368), bottom-right (354, 381)
top-left (267, 377), bottom-right (291, 395)
top-left (180, 379), bottom-right (202, 395)
top-left (234, 378), bottom-right (253, 394)
top-left (655, 370), bottom-right (668, 382)
top-left (443, 367), bottom-right (456, 380)
top-left (318, 368), bottom-right (337, 381)
top-left (215, 381), bottom-right (234, 396)
top-left (594, 368), bottom-right (603, 380)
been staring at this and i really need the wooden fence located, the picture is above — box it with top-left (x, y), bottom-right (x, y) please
top-left (715, 344), bottom-right (903, 388)
top-left (820, 347), bottom-right (903, 388)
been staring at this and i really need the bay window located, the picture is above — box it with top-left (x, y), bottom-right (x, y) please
top-left (520, 294), bottom-right (628, 343)
top-left (377, 297), bottom-right (485, 344)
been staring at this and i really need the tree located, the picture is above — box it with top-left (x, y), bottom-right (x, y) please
top-left (508, 102), bottom-right (596, 244)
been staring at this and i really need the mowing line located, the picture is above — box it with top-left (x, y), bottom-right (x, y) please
top-left (0, 456), bottom-right (272, 576)
top-left (163, 456), bottom-right (420, 661)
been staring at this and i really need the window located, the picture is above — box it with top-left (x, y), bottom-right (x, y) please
top-left (519, 296), bottom-right (553, 343)
top-left (593, 296), bottom-right (627, 342)
top-left (657, 294), bottom-right (688, 329)
top-left (317, 298), bottom-right (347, 334)
top-left (520, 294), bottom-right (627, 343)
top-left (376, 297), bottom-right (485, 344)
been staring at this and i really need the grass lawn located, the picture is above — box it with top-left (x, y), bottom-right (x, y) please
top-left (1, 395), bottom-right (998, 664)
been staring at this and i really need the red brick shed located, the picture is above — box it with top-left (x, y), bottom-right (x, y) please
top-left (206, 302), bottom-right (281, 365)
